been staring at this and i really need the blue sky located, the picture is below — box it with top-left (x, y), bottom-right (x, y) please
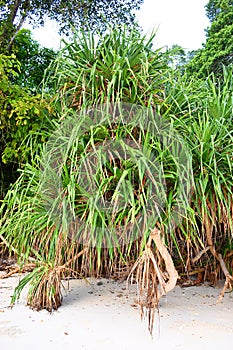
top-left (25, 0), bottom-right (210, 51)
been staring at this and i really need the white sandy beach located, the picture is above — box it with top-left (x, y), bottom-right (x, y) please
top-left (0, 274), bottom-right (233, 350)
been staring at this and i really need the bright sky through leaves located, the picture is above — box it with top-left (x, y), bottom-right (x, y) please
top-left (25, 0), bottom-right (210, 51)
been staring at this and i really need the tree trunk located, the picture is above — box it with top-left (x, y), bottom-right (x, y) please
top-left (0, 0), bottom-right (29, 52)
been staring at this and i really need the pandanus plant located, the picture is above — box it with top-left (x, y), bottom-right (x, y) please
top-left (0, 28), bottom-right (232, 334)
top-left (0, 28), bottom-right (182, 330)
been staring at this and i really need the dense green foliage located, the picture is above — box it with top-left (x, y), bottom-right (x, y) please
top-left (0, 53), bottom-right (54, 196)
top-left (12, 29), bottom-right (57, 90)
top-left (52, 29), bottom-right (166, 107)
top-left (187, 0), bottom-right (233, 78)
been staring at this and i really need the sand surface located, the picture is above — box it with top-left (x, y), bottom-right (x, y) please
top-left (0, 274), bottom-right (233, 349)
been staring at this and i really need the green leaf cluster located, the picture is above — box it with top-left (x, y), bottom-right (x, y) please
top-left (12, 29), bottom-right (57, 91)
top-left (51, 28), bottom-right (167, 108)
top-left (0, 53), bottom-right (53, 167)
top-left (187, 0), bottom-right (233, 79)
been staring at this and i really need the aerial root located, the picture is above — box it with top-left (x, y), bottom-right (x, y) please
top-left (216, 252), bottom-right (233, 303)
top-left (128, 227), bottom-right (178, 334)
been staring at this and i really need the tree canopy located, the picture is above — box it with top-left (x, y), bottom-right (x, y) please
top-left (12, 29), bottom-right (57, 90)
top-left (0, 0), bottom-right (143, 52)
top-left (205, 0), bottom-right (233, 21)
top-left (187, 0), bottom-right (233, 78)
